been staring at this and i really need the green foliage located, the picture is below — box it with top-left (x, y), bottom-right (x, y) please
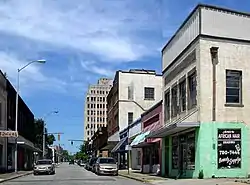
top-left (47, 134), bottom-right (55, 146)
top-left (198, 170), bottom-right (204, 179)
top-left (33, 118), bottom-right (56, 149)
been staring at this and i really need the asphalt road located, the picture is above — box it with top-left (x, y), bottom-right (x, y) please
top-left (2, 163), bottom-right (147, 185)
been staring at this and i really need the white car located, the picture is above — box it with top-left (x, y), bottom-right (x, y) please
top-left (33, 159), bottom-right (55, 175)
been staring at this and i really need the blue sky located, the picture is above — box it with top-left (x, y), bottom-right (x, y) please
top-left (0, 0), bottom-right (249, 153)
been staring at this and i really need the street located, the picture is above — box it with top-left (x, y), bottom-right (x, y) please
top-left (2, 163), bottom-right (147, 185)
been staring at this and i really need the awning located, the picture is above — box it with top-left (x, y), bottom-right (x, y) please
top-left (111, 137), bottom-right (127, 153)
top-left (100, 141), bottom-right (118, 151)
top-left (130, 131), bottom-right (150, 147)
top-left (8, 135), bottom-right (42, 152)
top-left (147, 122), bottom-right (200, 138)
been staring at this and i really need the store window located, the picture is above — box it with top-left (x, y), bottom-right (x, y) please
top-left (172, 136), bottom-right (178, 169)
top-left (171, 131), bottom-right (195, 170)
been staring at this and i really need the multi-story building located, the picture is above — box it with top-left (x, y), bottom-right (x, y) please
top-left (6, 78), bottom-right (39, 171)
top-left (0, 71), bottom-right (7, 172)
top-left (149, 4), bottom-right (250, 178)
top-left (84, 78), bottom-right (113, 141)
top-left (106, 69), bottom-right (162, 162)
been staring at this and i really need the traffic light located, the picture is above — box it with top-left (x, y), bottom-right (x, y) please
top-left (58, 134), bottom-right (60, 141)
top-left (71, 141), bottom-right (73, 145)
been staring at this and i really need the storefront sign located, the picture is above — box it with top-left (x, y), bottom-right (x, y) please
top-left (0, 131), bottom-right (18, 138)
top-left (217, 129), bottom-right (241, 169)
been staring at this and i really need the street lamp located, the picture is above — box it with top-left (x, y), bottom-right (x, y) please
top-left (42, 110), bottom-right (59, 158)
top-left (15, 59), bottom-right (46, 173)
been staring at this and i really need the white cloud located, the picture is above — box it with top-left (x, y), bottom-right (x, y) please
top-left (80, 61), bottom-right (114, 77)
top-left (0, 52), bottom-right (66, 95)
top-left (0, 0), bottom-right (161, 62)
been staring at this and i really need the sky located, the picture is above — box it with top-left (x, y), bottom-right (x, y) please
top-left (0, 0), bottom-right (249, 153)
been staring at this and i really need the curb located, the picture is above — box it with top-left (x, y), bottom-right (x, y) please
top-left (0, 172), bottom-right (33, 183)
top-left (118, 173), bottom-right (151, 183)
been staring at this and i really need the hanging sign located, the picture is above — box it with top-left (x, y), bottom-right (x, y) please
top-left (0, 131), bottom-right (18, 138)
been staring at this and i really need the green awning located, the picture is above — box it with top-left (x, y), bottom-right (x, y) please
top-left (130, 131), bottom-right (150, 147)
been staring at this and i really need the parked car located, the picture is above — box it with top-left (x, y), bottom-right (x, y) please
top-left (69, 160), bottom-right (74, 165)
top-left (33, 159), bottom-right (55, 175)
top-left (85, 160), bottom-right (90, 170)
top-left (94, 157), bottom-right (118, 176)
top-left (88, 157), bottom-right (97, 172)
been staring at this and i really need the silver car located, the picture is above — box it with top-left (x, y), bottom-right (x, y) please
top-left (95, 157), bottom-right (118, 176)
top-left (33, 159), bottom-right (55, 175)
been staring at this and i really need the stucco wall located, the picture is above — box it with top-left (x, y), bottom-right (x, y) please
top-left (199, 39), bottom-right (250, 123)
top-left (118, 72), bottom-right (162, 131)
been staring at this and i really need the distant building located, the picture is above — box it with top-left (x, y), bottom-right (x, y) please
top-left (0, 70), bottom-right (7, 172)
top-left (84, 78), bottom-right (113, 141)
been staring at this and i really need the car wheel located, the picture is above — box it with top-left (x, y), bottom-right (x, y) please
top-left (33, 172), bottom-right (37, 176)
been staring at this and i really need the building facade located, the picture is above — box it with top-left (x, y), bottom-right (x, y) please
top-left (149, 4), bottom-right (250, 178)
top-left (107, 69), bottom-right (162, 142)
top-left (6, 79), bottom-right (39, 171)
top-left (107, 69), bottom-right (162, 165)
top-left (84, 78), bottom-right (113, 142)
top-left (131, 101), bottom-right (163, 174)
top-left (0, 71), bottom-right (7, 172)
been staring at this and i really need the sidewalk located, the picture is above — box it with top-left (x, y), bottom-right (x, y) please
top-left (118, 170), bottom-right (246, 185)
top-left (0, 171), bottom-right (33, 183)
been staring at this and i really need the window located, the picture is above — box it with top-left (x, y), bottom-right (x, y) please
top-left (87, 97), bottom-right (89, 101)
top-left (91, 104), bottom-right (93, 108)
top-left (226, 70), bottom-right (242, 104)
top-left (164, 90), bottom-right (170, 121)
top-left (188, 71), bottom-right (197, 109)
top-left (171, 85), bottom-right (178, 117)
top-left (97, 104), bottom-right (99, 108)
top-left (87, 104), bottom-right (90, 108)
top-left (128, 86), bottom-right (134, 100)
top-left (179, 80), bottom-right (186, 112)
top-left (87, 117), bottom-right (89, 122)
top-left (91, 97), bottom-right (93, 101)
top-left (128, 112), bottom-right (133, 125)
top-left (87, 130), bottom-right (89, 135)
top-left (144, 87), bottom-right (155, 100)
top-left (87, 110), bottom-right (89, 115)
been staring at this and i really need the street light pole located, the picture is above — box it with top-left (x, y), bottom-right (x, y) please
top-left (42, 110), bottom-right (59, 158)
top-left (14, 59), bottom-right (46, 173)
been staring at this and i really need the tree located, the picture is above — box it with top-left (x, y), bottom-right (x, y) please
top-left (47, 134), bottom-right (55, 146)
top-left (33, 118), bottom-right (56, 150)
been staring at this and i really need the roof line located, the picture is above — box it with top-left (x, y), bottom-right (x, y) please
top-left (161, 3), bottom-right (250, 53)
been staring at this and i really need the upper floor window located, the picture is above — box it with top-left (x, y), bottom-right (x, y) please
top-left (179, 79), bottom-right (186, 112)
top-left (171, 85), bottom-right (178, 117)
top-left (128, 86), bottom-right (134, 100)
top-left (164, 90), bottom-right (170, 121)
top-left (188, 71), bottom-right (197, 109)
top-left (226, 70), bottom-right (242, 104)
top-left (144, 87), bottom-right (155, 100)
top-left (128, 112), bottom-right (133, 125)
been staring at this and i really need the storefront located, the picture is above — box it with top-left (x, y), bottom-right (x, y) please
top-left (7, 135), bottom-right (42, 171)
top-left (148, 122), bottom-right (248, 178)
top-left (111, 129), bottom-right (128, 169)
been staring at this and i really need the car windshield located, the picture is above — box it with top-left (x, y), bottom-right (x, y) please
top-left (99, 158), bottom-right (116, 164)
top-left (36, 160), bottom-right (52, 165)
